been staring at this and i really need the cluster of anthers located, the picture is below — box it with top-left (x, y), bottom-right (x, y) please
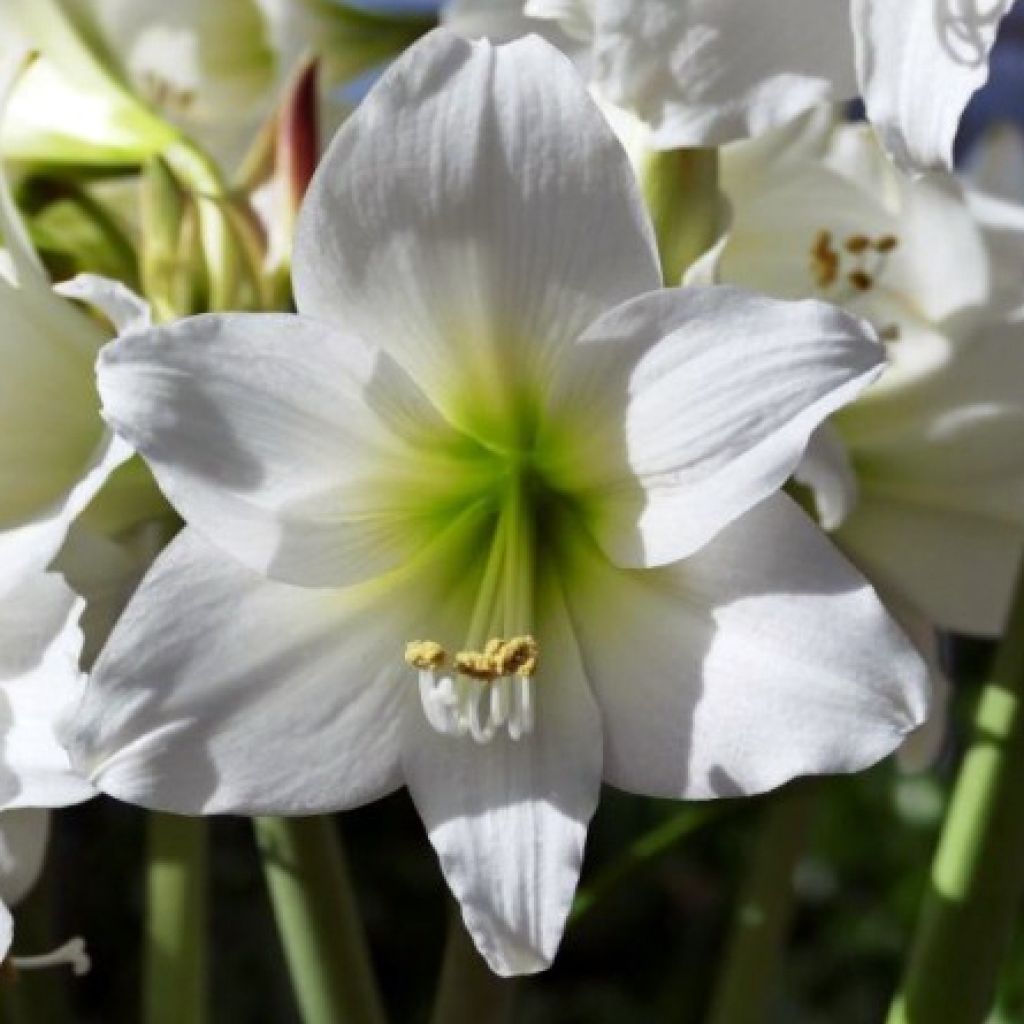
top-left (405, 636), bottom-right (539, 744)
top-left (811, 230), bottom-right (901, 342)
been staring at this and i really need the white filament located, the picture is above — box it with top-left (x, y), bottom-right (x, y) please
top-left (417, 670), bottom-right (535, 743)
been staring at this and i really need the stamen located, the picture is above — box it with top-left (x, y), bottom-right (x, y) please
top-left (405, 640), bottom-right (446, 670)
top-left (8, 937), bottom-right (90, 977)
top-left (407, 635), bottom-right (539, 743)
top-left (809, 229), bottom-right (900, 299)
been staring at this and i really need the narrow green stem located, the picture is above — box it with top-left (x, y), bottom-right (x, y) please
top-left (887, 569), bottom-right (1024, 1024)
top-left (705, 781), bottom-right (820, 1024)
top-left (144, 813), bottom-right (207, 1024)
top-left (253, 816), bottom-right (386, 1024)
top-left (162, 140), bottom-right (239, 312)
top-left (641, 147), bottom-right (722, 286)
top-left (429, 905), bottom-right (515, 1024)
top-left (570, 803), bottom-right (727, 923)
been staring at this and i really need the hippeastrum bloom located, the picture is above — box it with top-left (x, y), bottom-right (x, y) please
top-left (707, 112), bottom-right (1024, 640)
top-left (70, 32), bottom-right (928, 974)
top-left (522, 0), bottom-right (1014, 172)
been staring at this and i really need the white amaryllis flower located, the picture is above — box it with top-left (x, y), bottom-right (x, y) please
top-left (522, 0), bottom-right (1014, 172)
top-left (70, 32), bottom-right (928, 975)
top-left (709, 113), bottom-right (1024, 639)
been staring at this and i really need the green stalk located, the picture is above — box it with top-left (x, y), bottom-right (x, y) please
top-left (429, 906), bottom-right (515, 1024)
top-left (705, 781), bottom-right (820, 1024)
top-left (641, 147), bottom-right (723, 286)
top-left (253, 816), bottom-right (386, 1024)
top-left (144, 813), bottom-right (208, 1024)
top-left (887, 570), bottom-right (1024, 1024)
top-left (162, 141), bottom-right (239, 312)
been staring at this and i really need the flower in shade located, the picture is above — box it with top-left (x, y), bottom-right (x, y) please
top-left (710, 111), bottom-right (1024, 640)
top-left (70, 32), bottom-right (928, 975)
top-left (515, 0), bottom-right (1014, 172)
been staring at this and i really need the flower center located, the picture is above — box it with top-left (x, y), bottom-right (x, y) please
top-left (404, 468), bottom-right (541, 744)
top-left (810, 229), bottom-right (901, 342)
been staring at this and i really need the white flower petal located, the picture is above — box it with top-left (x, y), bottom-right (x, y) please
top-left (68, 528), bottom-right (442, 814)
top-left (563, 493), bottom-right (928, 798)
top-left (403, 573), bottom-right (601, 976)
top-left (0, 573), bottom-right (94, 809)
top-left (837, 496), bottom-right (1022, 637)
top-left (546, 285), bottom-right (883, 567)
top-left (794, 423), bottom-right (859, 532)
top-left (0, 809), bottom-right (50, 906)
top-left (292, 30), bottom-right (659, 421)
top-left (966, 187), bottom-right (1024, 322)
top-left (852, 0), bottom-right (1014, 172)
top-left (0, 901), bottom-right (10, 962)
top-left (0, 276), bottom-right (131, 582)
top-left (583, 0), bottom-right (857, 149)
top-left (97, 313), bottom-right (470, 588)
top-left (966, 123), bottom-right (1024, 203)
top-left (0, 431), bottom-right (132, 586)
top-left (54, 274), bottom-right (152, 335)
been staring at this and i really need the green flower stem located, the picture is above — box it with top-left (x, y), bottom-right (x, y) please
top-left (641, 147), bottom-right (723, 286)
top-left (144, 813), bottom-right (208, 1024)
top-left (706, 781), bottom-right (820, 1024)
top-left (887, 571), bottom-right (1024, 1024)
top-left (253, 816), bottom-right (386, 1024)
top-left (162, 141), bottom-right (240, 313)
top-left (570, 803), bottom-right (727, 923)
top-left (429, 905), bottom-right (516, 1024)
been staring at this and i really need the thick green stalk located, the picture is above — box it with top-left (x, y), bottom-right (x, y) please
top-left (144, 813), bottom-right (208, 1024)
top-left (705, 781), bottom-right (820, 1024)
top-left (429, 906), bottom-right (515, 1024)
top-left (253, 816), bottom-right (386, 1024)
top-left (887, 570), bottom-right (1024, 1024)
top-left (641, 147), bottom-right (722, 286)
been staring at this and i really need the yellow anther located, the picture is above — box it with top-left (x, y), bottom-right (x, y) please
top-left (875, 234), bottom-right (899, 253)
top-left (878, 323), bottom-right (901, 342)
top-left (452, 636), bottom-right (540, 681)
top-left (845, 234), bottom-right (871, 254)
top-left (454, 650), bottom-right (499, 681)
top-left (496, 636), bottom-right (539, 677)
top-left (405, 640), bottom-right (447, 670)
top-left (810, 229), bottom-right (840, 288)
top-left (848, 270), bottom-right (874, 291)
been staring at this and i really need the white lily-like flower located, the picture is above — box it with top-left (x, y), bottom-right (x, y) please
top-left (0, 3), bottom-right (179, 166)
top-left (70, 32), bottom-right (928, 975)
top-left (521, 0), bottom-right (1014, 172)
top-left (708, 112), bottom-right (1024, 640)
